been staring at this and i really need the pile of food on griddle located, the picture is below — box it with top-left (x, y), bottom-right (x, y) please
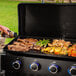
top-left (8, 38), bottom-right (76, 57)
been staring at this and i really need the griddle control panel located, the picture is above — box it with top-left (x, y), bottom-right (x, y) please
top-left (6, 54), bottom-right (76, 76)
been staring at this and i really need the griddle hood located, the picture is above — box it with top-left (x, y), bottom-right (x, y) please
top-left (18, 3), bottom-right (76, 39)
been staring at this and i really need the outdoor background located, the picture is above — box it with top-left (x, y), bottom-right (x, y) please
top-left (0, 0), bottom-right (41, 44)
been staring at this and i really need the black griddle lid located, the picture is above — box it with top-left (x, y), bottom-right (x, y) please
top-left (18, 3), bottom-right (76, 39)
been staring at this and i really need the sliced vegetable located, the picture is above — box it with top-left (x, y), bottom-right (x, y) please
top-left (36, 39), bottom-right (50, 47)
top-left (54, 47), bottom-right (62, 55)
top-left (68, 44), bottom-right (76, 57)
top-left (71, 51), bottom-right (76, 57)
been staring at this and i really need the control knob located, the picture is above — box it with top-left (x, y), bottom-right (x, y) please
top-left (68, 66), bottom-right (76, 76)
top-left (48, 64), bottom-right (60, 74)
top-left (30, 62), bottom-right (41, 71)
top-left (12, 60), bottom-right (21, 70)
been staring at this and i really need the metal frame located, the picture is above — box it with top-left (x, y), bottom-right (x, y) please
top-left (0, 51), bottom-right (6, 76)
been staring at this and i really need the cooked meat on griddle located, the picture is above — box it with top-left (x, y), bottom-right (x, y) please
top-left (17, 39), bottom-right (26, 44)
top-left (8, 45), bottom-right (30, 51)
top-left (24, 38), bottom-right (38, 44)
top-left (48, 39), bottom-right (71, 47)
top-left (13, 42), bottom-right (22, 45)
top-left (33, 45), bottom-right (41, 50)
top-left (17, 38), bottom-right (38, 44)
top-left (13, 41), bottom-right (33, 47)
top-left (8, 45), bottom-right (15, 50)
top-left (8, 38), bottom-right (76, 57)
top-left (8, 38), bottom-right (39, 52)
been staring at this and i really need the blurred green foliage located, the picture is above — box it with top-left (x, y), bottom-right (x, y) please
top-left (0, 0), bottom-right (41, 44)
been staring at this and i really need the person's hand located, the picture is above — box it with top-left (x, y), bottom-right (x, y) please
top-left (0, 25), bottom-right (10, 35)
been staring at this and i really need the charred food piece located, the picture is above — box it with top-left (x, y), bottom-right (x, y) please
top-left (17, 38), bottom-right (38, 44)
top-left (13, 42), bottom-right (22, 45)
top-left (8, 45), bottom-right (15, 50)
top-left (8, 45), bottom-right (30, 52)
top-left (33, 45), bottom-right (41, 50)
top-left (24, 38), bottom-right (38, 44)
top-left (8, 38), bottom-right (38, 52)
top-left (17, 39), bottom-right (27, 44)
top-left (48, 39), bottom-right (71, 48)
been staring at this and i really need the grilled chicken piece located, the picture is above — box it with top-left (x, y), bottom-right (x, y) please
top-left (13, 45), bottom-right (30, 51)
top-left (13, 42), bottom-right (22, 45)
top-left (49, 39), bottom-right (71, 47)
top-left (8, 45), bottom-right (15, 50)
top-left (13, 41), bottom-right (27, 47)
top-left (33, 45), bottom-right (41, 50)
top-left (24, 38), bottom-right (38, 44)
top-left (52, 39), bottom-right (59, 46)
top-left (17, 39), bottom-right (26, 43)
top-left (14, 41), bottom-right (34, 47)
top-left (8, 45), bottom-right (30, 51)
top-left (8, 43), bottom-right (33, 51)
top-left (52, 39), bottom-right (64, 47)
top-left (17, 38), bottom-right (38, 44)
top-left (63, 41), bottom-right (72, 47)
top-left (24, 43), bottom-right (33, 49)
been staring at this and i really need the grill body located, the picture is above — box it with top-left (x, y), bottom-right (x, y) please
top-left (3, 3), bottom-right (76, 76)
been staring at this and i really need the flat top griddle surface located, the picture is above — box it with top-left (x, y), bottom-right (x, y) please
top-left (4, 36), bottom-right (76, 61)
